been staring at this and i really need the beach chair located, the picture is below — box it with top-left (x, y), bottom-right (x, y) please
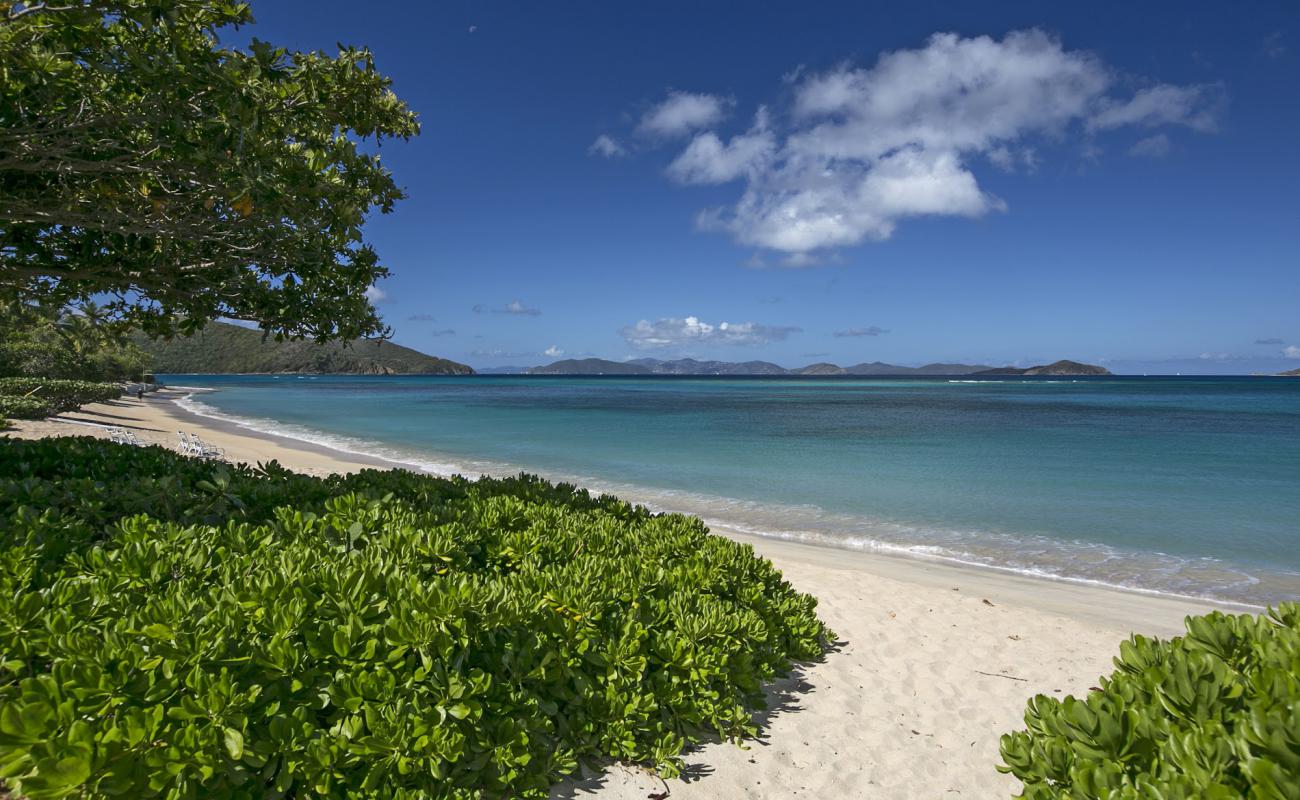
top-left (177, 431), bottom-right (201, 456)
top-left (194, 436), bottom-right (224, 459)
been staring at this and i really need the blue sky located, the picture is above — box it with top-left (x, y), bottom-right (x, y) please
top-left (240, 1), bottom-right (1297, 373)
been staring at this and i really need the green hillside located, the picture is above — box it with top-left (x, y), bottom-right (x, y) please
top-left (135, 321), bottom-right (473, 375)
top-left (973, 359), bottom-right (1110, 376)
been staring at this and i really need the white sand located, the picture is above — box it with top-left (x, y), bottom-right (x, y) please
top-left (6, 391), bottom-right (1249, 799)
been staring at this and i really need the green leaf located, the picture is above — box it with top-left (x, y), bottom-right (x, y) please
top-left (224, 726), bottom-right (244, 759)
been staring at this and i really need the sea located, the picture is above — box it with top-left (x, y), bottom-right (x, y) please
top-left (160, 374), bottom-right (1300, 607)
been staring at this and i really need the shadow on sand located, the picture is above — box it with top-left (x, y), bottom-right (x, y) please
top-left (549, 638), bottom-right (846, 799)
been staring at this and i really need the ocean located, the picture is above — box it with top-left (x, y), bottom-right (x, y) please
top-left (162, 374), bottom-right (1300, 606)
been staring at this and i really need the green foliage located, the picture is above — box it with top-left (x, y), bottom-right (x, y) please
top-left (1, 1), bottom-right (419, 341)
top-left (0, 437), bottom-right (832, 798)
top-left (0, 302), bottom-right (148, 381)
top-left (0, 393), bottom-right (52, 419)
top-left (999, 604), bottom-right (1300, 798)
top-left (0, 378), bottom-right (122, 414)
top-left (136, 320), bottom-right (473, 375)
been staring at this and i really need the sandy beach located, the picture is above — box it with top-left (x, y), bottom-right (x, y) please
top-left (5, 390), bottom-right (1245, 799)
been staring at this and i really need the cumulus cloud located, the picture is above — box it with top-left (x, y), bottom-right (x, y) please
top-left (1089, 83), bottom-right (1224, 133)
top-left (407, 313), bottom-right (436, 322)
top-left (639, 91), bottom-right (730, 138)
top-left (619, 315), bottom-right (801, 350)
top-left (647, 30), bottom-right (1224, 258)
top-left (667, 109), bottom-right (776, 184)
top-left (474, 300), bottom-right (542, 316)
top-left (1286, 345), bottom-right (1300, 359)
top-left (544, 345), bottom-right (564, 357)
top-left (1255, 337), bottom-right (1285, 345)
top-left (588, 134), bottom-right (626, 158)
top-left (363, 285), bottom-right (387, 303)
top-left (1129, 133), bottom-right (1171, 158)
top-left (833, 326), bottom-right (889, 337)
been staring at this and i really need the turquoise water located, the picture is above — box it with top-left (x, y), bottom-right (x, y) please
top-left (163, 375), bottom-right (1300, 605)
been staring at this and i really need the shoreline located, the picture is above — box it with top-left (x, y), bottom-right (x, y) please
top-left (14, 388), bottom-right (1244, 629)
top-left (4, 389), bottom-right (1254, 798)
top-left (172, 387), bottom-right (1264, 617)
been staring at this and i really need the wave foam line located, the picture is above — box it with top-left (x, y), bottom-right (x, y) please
top-left (171, 391), bottom-right (1273, 609)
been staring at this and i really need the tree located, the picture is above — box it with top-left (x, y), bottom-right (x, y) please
top-left (0, 300), bottom-right (149, 380)
top-left (0, 0), bottom-right (419, 341)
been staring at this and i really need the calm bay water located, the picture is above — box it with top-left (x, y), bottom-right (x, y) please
top-left (163, 374), bottom-right (1300, 605)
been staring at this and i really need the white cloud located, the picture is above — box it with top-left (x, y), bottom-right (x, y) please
top-left (987, 146), bottom-right (1039, 172)
top-left (474, 300), bottom-right (542, 316)
top-left (469, 349), bottom-right (538, 359)
top-left (987, 146), bottom-right (1016, 171)
top-left (667, 109), bottom-right (776, 184)
top-left (1089, 83), bottom-right (1224, 133)
top-left (1285, 345), bottom-right (1300, 359)
top-left (544, 345), bottom-right (564, 357)
top-left (651, 30), bottom-right (1224, 257)
top-left (639, 91), bottom-right (730, 138)
top-left (1263, 32), bottom-right (1286, 60)
top-left (834, 326), bottom-right (889, 337)
top-left (1128, 133), bottom-right (1171, 158)
top-left (588, 134), bottom-right (626, 158)
top-left (363, 285), bottom-right (387, 303)
top-left (619, 315), bottom-right (801, 350)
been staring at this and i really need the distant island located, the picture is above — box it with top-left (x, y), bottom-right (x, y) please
top-left (136, 320), bottom-right (474, 375)
top-left (972, 360), bottom-right (1112, 377)
top-left (526, 357), bottom-right (1111, 376)
top-left (1281, 368), bottom-right (1300, 377)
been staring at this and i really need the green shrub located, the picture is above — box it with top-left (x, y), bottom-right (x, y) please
top-left (0, 394), bottom-right (54, 419)
top-left (999, 604), bottom-right (1300, 798)
top-left (0, 437), bottom-right (832, 799)
top-left (0, 378), bottom-right (121, 413)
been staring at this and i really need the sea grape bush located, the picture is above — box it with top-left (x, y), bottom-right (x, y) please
top-left (999, 604), bottom-right (1300, 798)
top-left (0, 378), bottom-right (122, 416)
top-left (0, 437), bottom-right (832, 798)
top-left (0, 394), bottom-right (53, 420)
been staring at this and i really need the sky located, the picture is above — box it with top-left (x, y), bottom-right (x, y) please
top-left (237, 1), bottom-right (1297, 373)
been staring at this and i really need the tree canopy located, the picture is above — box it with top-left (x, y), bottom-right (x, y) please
top-left (0, 300), bottom-right (148, 380)
top-left (0, 0), bottom-right (419, 340)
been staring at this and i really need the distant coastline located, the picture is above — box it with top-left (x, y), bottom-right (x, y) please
top-left (135, 320), bottom-right (473, 375)
top-left (526, 356), bottom-right (1111, 377)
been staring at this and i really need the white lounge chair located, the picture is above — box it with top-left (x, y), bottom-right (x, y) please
top-left (177, 430), bottom-right (223, 459)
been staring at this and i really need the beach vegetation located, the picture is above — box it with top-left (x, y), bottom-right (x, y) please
top-left (0, 393), bottom-right (52, 419)
top-left (0, 436), bottom-right (832, 798)
top-left (0, 1), bottom-right (418, 341)
top-left (1000, 603), bottom-right (1300, 797)
top-left (0, 378), bottom-right (123, 417)
top-left (0, 302), bottom-right (148, 382)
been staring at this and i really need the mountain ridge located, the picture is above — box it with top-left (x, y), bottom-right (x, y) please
top-left (972, 360), bottom-right (1111, 376)
top-left (135, 320), bottom-right (474, 375)
top-left (526, 357), bottom-right (1110, 376)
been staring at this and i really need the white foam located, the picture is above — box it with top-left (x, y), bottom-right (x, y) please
top-left (168, 390), bottom-right (1285, 609)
